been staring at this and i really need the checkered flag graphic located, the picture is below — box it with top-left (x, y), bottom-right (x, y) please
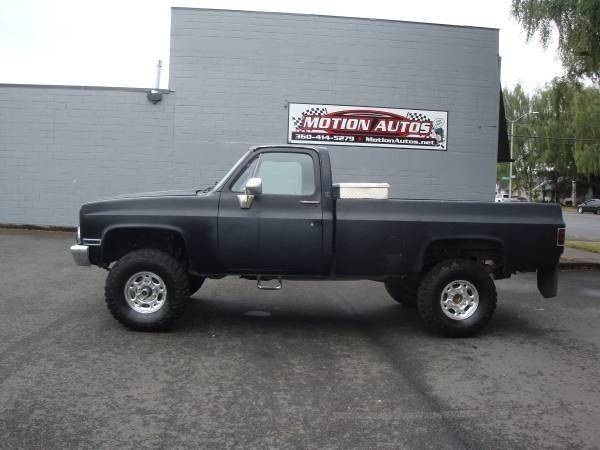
top-left (293, 107), bottom-right (328, 130)
top-left (407, 112), bottom-right (430, 121)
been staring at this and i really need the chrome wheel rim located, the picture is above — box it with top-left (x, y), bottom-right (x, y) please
top-left (124, 271), bottom-right (167, 314)
top-left (440, 279), bottom-right (479, 320)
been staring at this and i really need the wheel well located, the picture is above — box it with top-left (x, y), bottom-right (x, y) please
top-left (422, 239), bottom-right (504, 276)
top-left (101, 228), bottom-right (188, 267)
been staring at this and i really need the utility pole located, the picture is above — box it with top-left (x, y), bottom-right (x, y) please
top-left (572, 179), bottom-right (576, 207)
top-left (509, 120), bottom-right (515, 199)
top-left (508, 111), bottom-right (538, 199)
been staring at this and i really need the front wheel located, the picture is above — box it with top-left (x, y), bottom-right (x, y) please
top-left (578, 207), bottom-right (584, 214)
top-left (416, 259), bottom-right (497, 337)
top-left (105, 249), bottom-right (190, 331)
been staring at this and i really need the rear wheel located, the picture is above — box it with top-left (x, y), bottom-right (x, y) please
top-left (416, 259), bottom-right (497, 337)
top-left (384, 278), bottom-right (418, 307)
top-left (105, 249), bottom-right (190, 331)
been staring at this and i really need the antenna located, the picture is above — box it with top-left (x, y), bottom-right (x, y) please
top-left (155, 59), bottom-right (162, 89)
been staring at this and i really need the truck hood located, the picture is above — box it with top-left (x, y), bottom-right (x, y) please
top-left (80, 188), bottom-right (214, 216)
top-left (78, 188), bottom-right (220, 241)
top-left (100, 189), bottom-right (200, 200)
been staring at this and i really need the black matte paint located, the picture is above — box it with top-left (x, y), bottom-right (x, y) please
top-left (78, 146), bottom-right (564, 293)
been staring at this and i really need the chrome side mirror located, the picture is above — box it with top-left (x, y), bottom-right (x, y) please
top-left (245, 177), bottom-right (262, 195)
top-left (237, 177), bottom-right (262, 209)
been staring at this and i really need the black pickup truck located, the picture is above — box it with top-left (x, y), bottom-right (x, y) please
top-left (70, 145), bottom-right (565, 336)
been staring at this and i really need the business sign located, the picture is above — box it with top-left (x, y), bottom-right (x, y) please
top-left (288, 103), bottom-right (447, 150)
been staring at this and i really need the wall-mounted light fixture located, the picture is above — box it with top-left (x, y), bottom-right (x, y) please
top-left (147, 89), bottom-right (163, 104)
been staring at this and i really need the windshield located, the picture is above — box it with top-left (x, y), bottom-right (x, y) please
top-left (211, 150), bottom-right (251, 192)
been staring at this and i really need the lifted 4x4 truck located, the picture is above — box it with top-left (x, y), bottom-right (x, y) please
top-left (70, 145), bottom-right (565, 337)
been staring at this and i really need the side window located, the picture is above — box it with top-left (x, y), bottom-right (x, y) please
top-left (231, 158), bottom-right (259, 192)
top-left (255, 153), bottom-right (315, 195)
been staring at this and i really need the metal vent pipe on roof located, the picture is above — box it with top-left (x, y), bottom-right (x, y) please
top-left (155, 59), bottom-right (162, 89)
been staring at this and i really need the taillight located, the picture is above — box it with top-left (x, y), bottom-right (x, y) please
top-left (557, 227), bottom-right (565, 246)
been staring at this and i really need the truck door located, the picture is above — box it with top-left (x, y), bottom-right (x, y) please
top-left (217, 149), bottom-right (323, 274)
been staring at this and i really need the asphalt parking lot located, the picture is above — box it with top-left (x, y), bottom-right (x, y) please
top-left (564, 210), bottom-right (600, 241)
top-left (1, 229), bottom-right (599, 448)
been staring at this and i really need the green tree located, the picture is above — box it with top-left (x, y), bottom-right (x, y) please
top-left (529, 80), bottom-right (599, 201)
top-left (532, 79), bottom-right (579, 202)
top-left (572, 87), bottom-right (600, 174)
top-left (502, 84), bottom-right (543, 200)
top-left (533, 80), bottom-right (577, 175)
top-left (501, 80), bottom-right (600, 202)
top-left (511, 0), bottom-right (600, 83)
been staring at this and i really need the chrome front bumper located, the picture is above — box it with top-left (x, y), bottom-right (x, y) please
top-left (70, 244), bottom-right (91, 266)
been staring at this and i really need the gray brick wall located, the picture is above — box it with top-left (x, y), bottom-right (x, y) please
top-left (170, 8), bottom-right (500, 202)
top-left (0, 8), bottom-right (500, 227)
top-left (0, 86), bottom-right (174, 226)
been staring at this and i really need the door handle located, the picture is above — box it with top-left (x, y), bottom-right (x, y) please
top-left (299, 200), bottom-right (320, 205)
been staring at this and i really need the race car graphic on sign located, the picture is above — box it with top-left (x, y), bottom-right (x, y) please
top-left (288, 103), bottom-right (448, 150)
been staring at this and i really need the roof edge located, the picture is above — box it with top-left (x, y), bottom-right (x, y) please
top-left (170, 6), bottom-right (499, 32)
top-left (0, 83), bottom-right (173, 94)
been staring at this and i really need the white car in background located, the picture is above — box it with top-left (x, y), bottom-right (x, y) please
top-left (495, 193), bottom-right (510, 202)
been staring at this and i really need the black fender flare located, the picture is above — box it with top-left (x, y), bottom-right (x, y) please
top-left (414, 235), bottom-right (507, 273)
top-left (100, 223), bottom-right (192, 265)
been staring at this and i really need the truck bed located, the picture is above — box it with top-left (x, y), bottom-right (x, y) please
top-left (334, 199), bottom-right (565, 276)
